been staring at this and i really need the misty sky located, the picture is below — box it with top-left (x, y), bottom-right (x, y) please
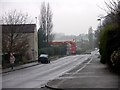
top-left (0, 0), bottom-right (106, 35)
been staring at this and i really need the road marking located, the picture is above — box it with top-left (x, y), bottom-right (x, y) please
top-left (74, 56), bottom-right (92, 73)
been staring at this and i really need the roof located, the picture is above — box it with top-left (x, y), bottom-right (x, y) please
top-left (1, 24), bottom-right (36, 33)
top-left (40, 54), bottom-right (48, 58)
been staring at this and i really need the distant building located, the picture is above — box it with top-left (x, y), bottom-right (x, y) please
top-left (49, 40), bottom-right (77, 55)
top-left (1, 24), bottom-right (38, 61)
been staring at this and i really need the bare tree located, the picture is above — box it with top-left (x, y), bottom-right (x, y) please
top-left (38, 2), bottom-right (47, 48)
top-left (95, 0), bottom-right (120, 48)
top-left (104, 0), bottom-right (120, 25)
top-left (1, 10), bottom-right (32, 24)
top-left (38, 2), bottom-right (54, 48)
top-left (1, 10), bottom-right (32, 55)
top-left (46, 3), bottom-right (53, 43)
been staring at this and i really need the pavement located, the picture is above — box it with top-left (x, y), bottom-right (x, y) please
top-left (45, 55), bottom-right (120, 90)
top-left (2, 61), bottom-right (39, 74)
top-left (1, 56), bottom-right (60, 74)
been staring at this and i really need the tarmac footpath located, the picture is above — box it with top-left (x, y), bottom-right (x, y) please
top-left (2, 61), bottom-right (39, 74)
top-left (45, 55), bottom-right (120, 90)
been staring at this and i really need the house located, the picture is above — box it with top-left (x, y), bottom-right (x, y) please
top-left (1, 24), bottom-right (38, 62)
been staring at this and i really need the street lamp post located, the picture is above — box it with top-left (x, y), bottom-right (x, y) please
top-left (35, 17), bottom-right (37, 30)
top-left (97, 15), bottom-right (107, 30)
top-left (97, 18), bottom-right (102, 30)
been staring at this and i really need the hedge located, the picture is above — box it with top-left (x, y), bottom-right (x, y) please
top-left (38, 45), bottom-right (67, 57)
top-left (99, 24), bottom-right (120, 67)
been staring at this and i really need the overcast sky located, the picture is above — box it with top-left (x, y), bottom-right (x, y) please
top-left (0, 0), bottom-right (106, 35)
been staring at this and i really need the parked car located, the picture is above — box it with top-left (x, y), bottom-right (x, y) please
top-left (38, 54), bottom-right (50, 64)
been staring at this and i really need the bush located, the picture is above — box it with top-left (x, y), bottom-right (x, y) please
top-left (111, 50), bottom-right (120, 69)
top-left (38, 45), bottom-right (67, 57)
top-left (99, 24), bottom-right (120, 66)
top-left (2, 54), bottom-right (10, 68)
top-left (2, 53), bottom-right (23, 68)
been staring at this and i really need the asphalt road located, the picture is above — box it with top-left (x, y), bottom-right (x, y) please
top-left (2, 54), bottom-right (91, 88)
